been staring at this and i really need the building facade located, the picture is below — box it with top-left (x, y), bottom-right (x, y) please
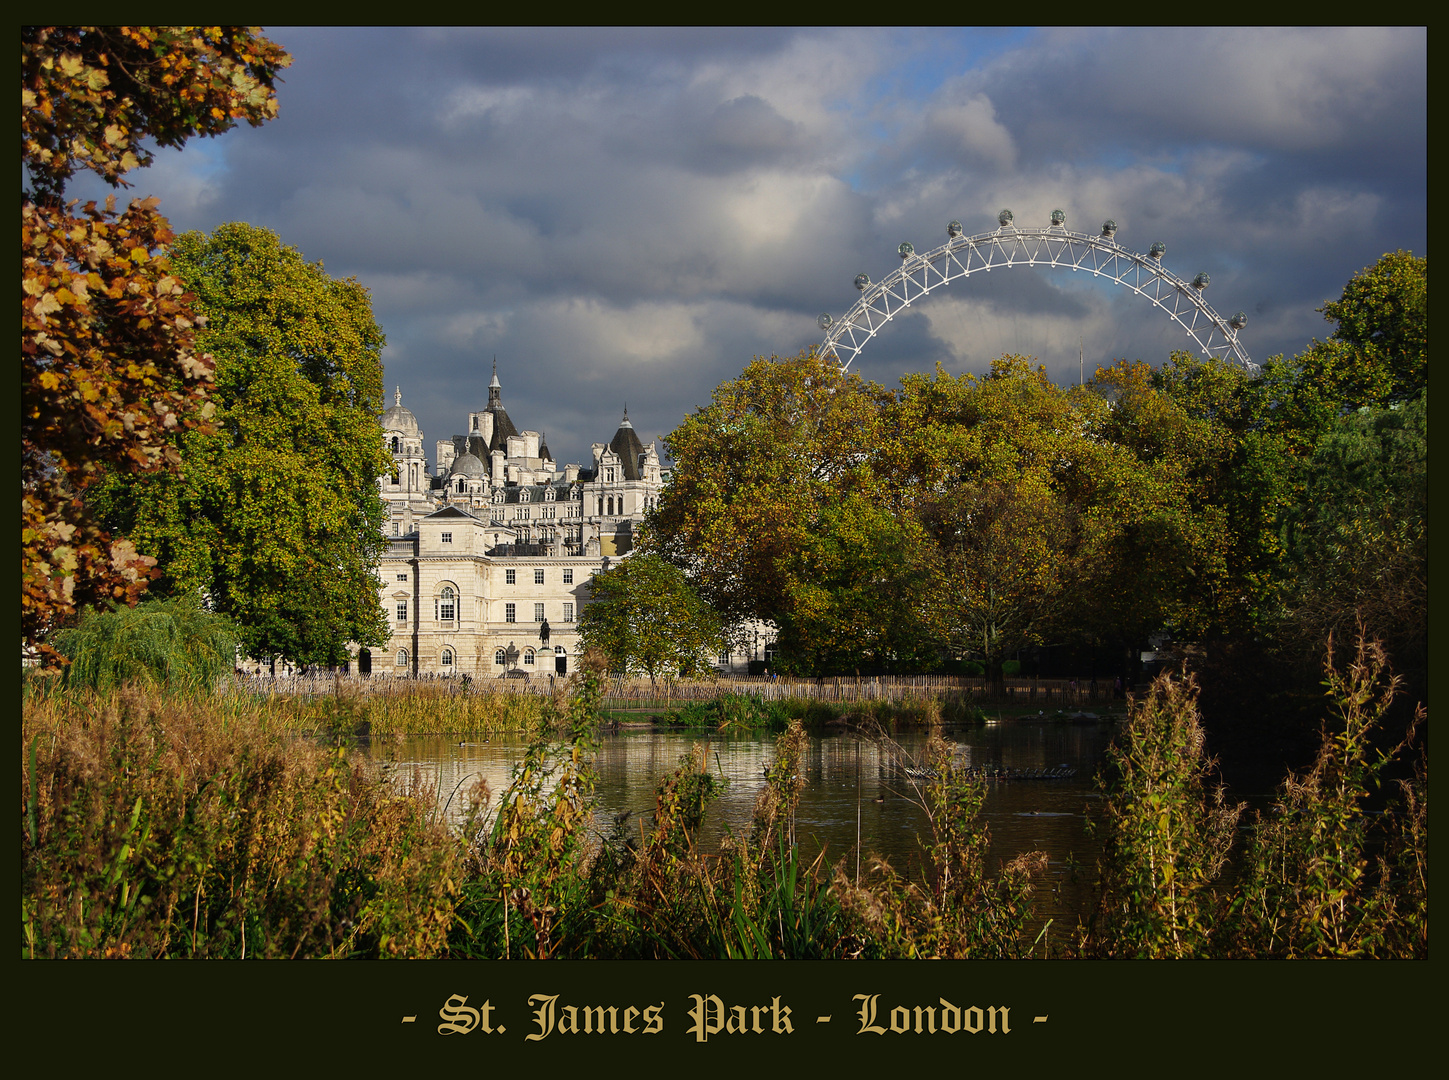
top-left (375, 364), bottom-right (666, 678)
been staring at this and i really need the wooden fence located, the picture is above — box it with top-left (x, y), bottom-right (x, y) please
top-left (233, 671), bottom-right (1117, 708)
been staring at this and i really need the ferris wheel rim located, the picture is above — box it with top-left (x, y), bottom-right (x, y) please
top-left (818, 223), bottom-right (1256, 375)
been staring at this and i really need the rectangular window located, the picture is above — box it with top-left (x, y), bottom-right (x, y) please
top-left (505, 568), bottom-right (516, 585)
top-left (563, 569), bottom-right (574, 584)
top-left (441, 531), bottom-right (452, 544)
top-left (396, 603), bottom-right (407, 622)
top-left (396, 573), bottom-right (407, 581)
top-left (534, 603), bottom-right (545, 622)
top-left (534, 569), bottom-right (544, 584)
top-left (391, 522), bottom-right (399, 535)
top-left (439, 600), bottom-right (454, 622)
top-left (505, 603), bottom-right (516, 623)
top-left (563, 603), bottom-right (574, 623)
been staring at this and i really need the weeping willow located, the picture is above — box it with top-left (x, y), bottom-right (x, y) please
top-left (51, 597), bottom-right (237, 693)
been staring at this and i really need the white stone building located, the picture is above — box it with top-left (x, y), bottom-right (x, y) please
top-left (374, 363), bottom-right (667, 678)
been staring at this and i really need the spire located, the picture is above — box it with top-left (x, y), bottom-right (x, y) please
top-left (394, 385), bottom-right (402, 407)
top-left (488, 355), bottom-right (502, 409)
top-left (619, 404), bottom-right (632, 429)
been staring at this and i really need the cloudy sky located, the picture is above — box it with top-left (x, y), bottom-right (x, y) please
top-left (90, 27), bottom-right (1427, 470)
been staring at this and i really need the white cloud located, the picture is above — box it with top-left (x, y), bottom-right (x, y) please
top-left (925, 94), bottom-right (1017, 170)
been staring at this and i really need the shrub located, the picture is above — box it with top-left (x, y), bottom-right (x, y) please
top-left (1078, 671), bottom-right (1243, 958)
top-left (1227, 635), bottom-right (1427, 958)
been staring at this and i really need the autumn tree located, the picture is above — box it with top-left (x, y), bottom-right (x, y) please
top-left (94, 223), bottom-right (390, 669)
top-left (646, 349), bottom-right (950, 672)
top-left (578, 555), bottom-right (723, 687)
top-left (648, 348), bottom-right (893, 624)
top-left (21, 26), bottom-right (290, 661)
top-left (898, 356), bottom-right (1187, 683)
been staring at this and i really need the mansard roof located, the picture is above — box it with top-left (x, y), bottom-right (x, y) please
top-left (496, 481), bottom-right (572, 503)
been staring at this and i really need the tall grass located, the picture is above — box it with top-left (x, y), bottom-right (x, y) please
top-left (22, 687), bottom-right (458, 958)
top-left (256, 680), bottom-right (551, 737)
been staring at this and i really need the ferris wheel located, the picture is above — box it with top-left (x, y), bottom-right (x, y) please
top-left (816, 208), bottom-right (1255, 374)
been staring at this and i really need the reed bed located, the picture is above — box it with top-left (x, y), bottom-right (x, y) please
top-left (22, 685), bottom-right (460, 959)
top-left (245, 679), bottom-right (552, 736)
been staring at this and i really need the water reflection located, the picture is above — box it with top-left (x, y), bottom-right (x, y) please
top-left (370, 721), bottom-right (1115, 929)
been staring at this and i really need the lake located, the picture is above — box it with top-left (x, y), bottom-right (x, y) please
top-left (369, 717), bottom-right (1117, 935)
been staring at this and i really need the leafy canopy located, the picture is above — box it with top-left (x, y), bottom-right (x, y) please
top-left (22, 26), bottom-right (290, 202)
top-left (578, 555), bottom-right (723, 684)
top-left (95, 223), bottom-right (391, 668)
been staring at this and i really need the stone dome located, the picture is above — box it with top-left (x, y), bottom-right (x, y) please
top-left (381, 386), bottom-right (420, 434)
top-left (449, 451), bottom-right (487, 479)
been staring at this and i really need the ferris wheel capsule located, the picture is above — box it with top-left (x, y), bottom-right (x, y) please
top-left (898, 242), bottom-right (914, 260)
top-left (1101, 219), bottom-right (1117, 238)
top-left (1192, 272), bottom-right (1210, 290)
top-left (1149, 242), bottom-right (1166, 260)
top-left (1230, 311), bottom-right (1247, 330)
top-left (998, 209), bottom-right (1014, 228)
top-left (947, 220), bottom-right (962, 238)
top-left (818, 312), bottom-right (833, 331)
top-left (854, 273), bottom-right (871, 290)
top-left (1051, 209), bottom-right (1066, 227)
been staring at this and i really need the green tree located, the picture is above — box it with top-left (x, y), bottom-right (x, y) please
top-left (578, 555), bottom-right (723, 686)
top-left (777, 493), bottom-right (939, 673)
top-left (1277, 396), bottom-right (1426, 683)
top-left (1268, 251), bottom-right (1427, 441)
top-left (95, 223), bottom-right (390, 668)
top-left (1088, 353), bottom-right (1298, 640)
top-left (22, 26), bottom-right (290, 662)
top-left (648, 349), bottom-right (942, 672)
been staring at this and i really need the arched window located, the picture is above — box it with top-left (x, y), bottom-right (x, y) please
top-left (597, 498), bottom-right (603, 515)
top-left (555, 645), bottom-right (566, 655)
top-left (397, 649), bottom-right (409, 667)
top-left (391, 436), bottom-right (399, 452)
top-left (606, 496), bottom-right (614, 516)
top-left (439, 586), bottom-right (455, 622)
top-left (456, 478), bottom-right (465, 493)
top-left (494, 648), bottom-right (506, 666)
top-left (523, 648), bottom-right (535, 666)
top-left (441, 648), bottom-right (454, 668)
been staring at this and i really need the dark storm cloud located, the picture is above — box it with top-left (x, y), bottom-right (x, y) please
top-left (97, 26), bottom-right (1424, 470)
